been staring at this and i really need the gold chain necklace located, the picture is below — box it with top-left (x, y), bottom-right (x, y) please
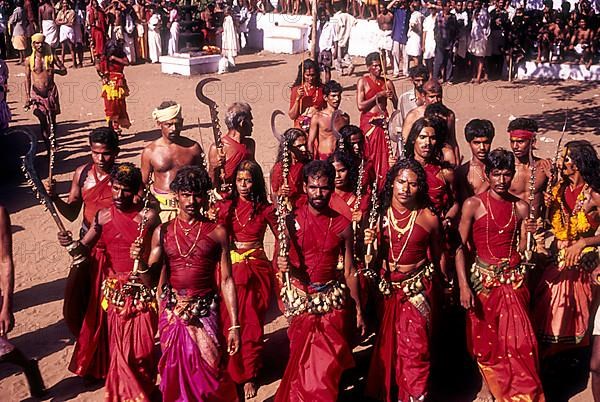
top-left (484, 192), bottom-right (517, 263)
top-left (174, 219), bottom-right (203, 259)
top-left (387, 207), bottom-right (418, 238)
top-left (387, 207), bottom-right (419, 271)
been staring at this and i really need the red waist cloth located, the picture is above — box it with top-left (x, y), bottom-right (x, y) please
top-left (472, 191), bottom-right (521, 267)
top-left (81, 164), bottom-right (112, 227)
top-left (164, 220), bottom-right (220, 297)
top-left (424, 163), bottom-right (452, 214)
top-left (383, 210), bottom-right (430, 266)
top-left (220, 248), bottom-right (274, 384)
top-left (68, 245), bottom-right (109, 379)
top-left (288, 205), bottom-right (351, 284)
top-left (274, 304), bottom-right (355, 402)
top-left (534, 261), bottom-right (592, 346)
top-left (105, 278), bottom-right (158, 401)
top-left (467, 284), bottom-right (545, 401)
top-left (222, 136), bottom-right (250, 181)
top-left (360, 111), bottom-right (390, 191)
top-left (216, 198), bottom-right (276, 243)
top-left (366, 272), bottom-right (432, 401)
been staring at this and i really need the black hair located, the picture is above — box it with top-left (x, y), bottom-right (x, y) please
top-left (485, 148), bottom-right (515, 175)
top-left (424, 103), bottom-right (451, 119)
top-left (104, 39), bottom-right (126, 58)
top-left (564, 140), bottom-right (600, 193)
top-left (380, 158), bottom-right (430, 212)
top-left (228, 160), bottom-right (270, 219)
top-left (365, 52), bottom-right (381, 66)
top-left (158, 100), bottom-right (178, 109)
top-left (337, 124), bottom-right (364, 155)
top-left (465, 119), bottom-right (495, 142)
top-left (303, 160), bottom-right (335, 188)
top-left (323, 80), bottom-right (343, 96)
top-left (277, 128), bottom-right (307, 163)
top-left (110, 162), bottom-right (142, 192)
top-left (408, 65), bottom-right (430, 80)
top-left (292, 59), bottom-right (321, 87)
top-left (507, 117), bottom-right (538, 133)
top-left (333, 0), bottom-right (346, 12)
top-left (170, 165), bottom-right (213, 194)
top-left (89, 127), bottom-right (119, 151)
top-left (405, 117), bottom-right (446, 161)
top-left (329, 149), bottom-right (358, 188)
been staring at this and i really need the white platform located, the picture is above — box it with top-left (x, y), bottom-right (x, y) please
top-left (517, 61), bottom-right (600, 81)
top-left (252, 13), bottom-right (380, 57)
top-left (159, 53), bottom-right (221, 76)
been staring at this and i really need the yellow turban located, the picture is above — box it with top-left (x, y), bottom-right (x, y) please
top-left (152, 104), bottom-right (182, 123)
top-left (31, 33), bottom-right (45, 43)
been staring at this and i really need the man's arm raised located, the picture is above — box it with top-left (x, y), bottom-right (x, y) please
top-left (45, 164), bottom-right (85, 222)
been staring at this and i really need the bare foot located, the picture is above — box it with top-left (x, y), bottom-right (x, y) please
top-left (244, 381), bottom-right (258, 399)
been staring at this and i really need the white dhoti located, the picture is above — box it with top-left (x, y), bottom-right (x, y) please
top-left (42, 20), bottom-right (58, 47)
top-left (59, 25), bottom-right (74, 43)
top-left (378, 30), bottom-right (393, 52)
top-left (148, 30), bottom-right (162, 63)
top-left (168, 22), bottom-right (179, 55)
top-left (468, 37), bottom-right (488, 57)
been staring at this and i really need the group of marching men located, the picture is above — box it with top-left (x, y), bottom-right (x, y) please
top-left (4, 51), bottom-right (599, 401)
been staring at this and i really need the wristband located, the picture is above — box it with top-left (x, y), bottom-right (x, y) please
top-left (228, 325), bottom-right (241, 331)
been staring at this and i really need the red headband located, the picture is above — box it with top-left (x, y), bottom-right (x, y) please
top-left (509, 129), bottom-right (535, 140)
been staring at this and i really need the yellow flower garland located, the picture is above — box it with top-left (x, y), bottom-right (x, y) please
top-left (551, 184), bottom-right (591, 241)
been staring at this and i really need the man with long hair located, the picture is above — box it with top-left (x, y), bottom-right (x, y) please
top-left (535, 141), bottom-right (600, 361)
top-left (97, 39), bottom-right (131, 133)
top-left (215, 160), bottom-right (277, 399)
top-left (288, 59), bottom-right (325, 131)
top-left (270, 128), bottom-right (311, 207)
top-left (364, 158), bottom-right (444, 401)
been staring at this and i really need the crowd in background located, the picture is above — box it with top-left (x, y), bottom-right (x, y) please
top-left (0, 0), bottom-right (597, 76)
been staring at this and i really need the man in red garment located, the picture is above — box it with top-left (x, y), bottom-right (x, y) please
top-left (288, 59), bottom-right (325, 131)
top-left (337, 124), bottom-right (377, 189)
top-left (208, 101), bottom-right (255, 193)
top-left (357, 52), bottom-right (398, 190)
top-left (275, 160), bottom-right (366, 402)
top-left (364, 159), bottom-right (445, 402)
top-left (87, 0), bottom-right (106, 59)
top-left (456, 149), bottom-right (544, 402)
top-left (45, 127), bottom-right (118, 379)
top-left (328, 150), bottom-right (369, 222)
top-left (140, 166), bottom-right (240, 401)
top-left (58, 163), bottom-right (161, 400)
top-left (270, 128), bottom-right (311, 207)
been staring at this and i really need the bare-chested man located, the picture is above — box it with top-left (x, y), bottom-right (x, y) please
top-left (38, 0), bottom-right (58, 48)
top-left (376, 2), bottom-right (394, 71)
top-left (308, 80), bottom-right (349, 160)
top-left (402, 79), bottom-right (458, 162)
top-left (569, 18), bottom-right (594, 68)
top-left (208, 101), bottom-right (255, 193)
top-left (454, 118), bottom-right (494, 204)
top-left (507, 117), bottom-right (551, 217)
top-left (133, 0), bottom-right (148, 61)
top-left (357, 52), bottom-right (398, 190)
top-left (25, 33), bottom-right (67, 155)
top-left (141, 101), bottom-right (206, 222)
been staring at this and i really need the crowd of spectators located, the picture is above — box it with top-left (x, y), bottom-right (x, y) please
top-left (0, 0), bottom-right (597, 77)
top-left (369, 0), bottom-right (599, 83)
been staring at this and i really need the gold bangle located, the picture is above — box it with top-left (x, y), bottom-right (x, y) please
top-left (228, 325), bottom-right (241, 331)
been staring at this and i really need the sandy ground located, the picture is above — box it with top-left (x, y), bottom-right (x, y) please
top-left (0, 51), bottom-right (598, 401)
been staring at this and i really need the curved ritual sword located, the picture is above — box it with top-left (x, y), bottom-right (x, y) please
top-left (271, 109), bottom-right (286, 142)
top-left (195, 78), bottom-right (229, 193)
